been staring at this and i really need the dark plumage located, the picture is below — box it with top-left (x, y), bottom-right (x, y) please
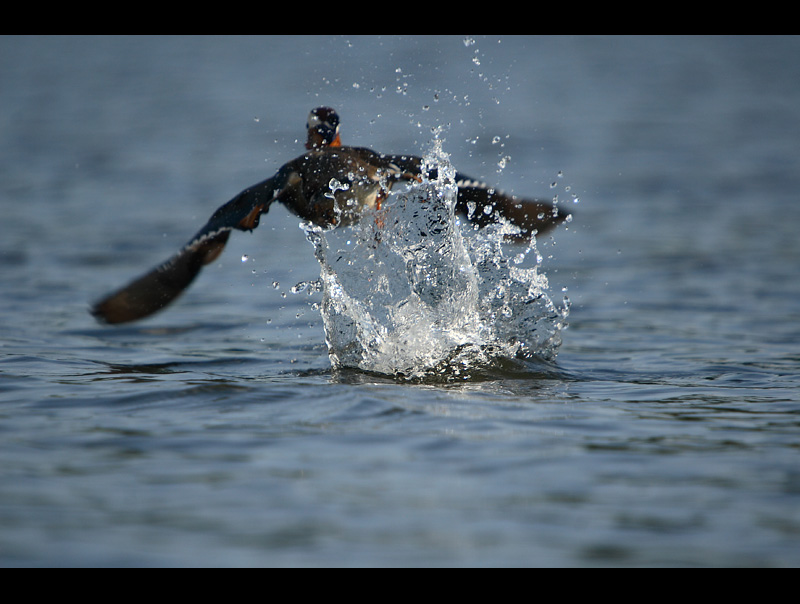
top-left (91, 107), bottom-right (568, 325)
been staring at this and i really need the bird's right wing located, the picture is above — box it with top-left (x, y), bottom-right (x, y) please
top-left (91, 172), bottom-right (289, 325)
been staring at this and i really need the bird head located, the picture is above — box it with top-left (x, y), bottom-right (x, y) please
top-left (305, 106), bottom-right (342, 150)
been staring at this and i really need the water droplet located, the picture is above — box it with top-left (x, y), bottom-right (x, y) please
top-left (241, 255), bottom-right (249, 262)
top-left (291, 281), bottom-right (311, 294)
top-left (329, 178), bottom-right (349, 192)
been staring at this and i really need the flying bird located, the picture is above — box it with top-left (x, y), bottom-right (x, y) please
top-left (91, 107), bottom-right (569, 325)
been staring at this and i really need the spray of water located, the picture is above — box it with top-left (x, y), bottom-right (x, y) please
top-left (302, 139), bottom-right (568, 380)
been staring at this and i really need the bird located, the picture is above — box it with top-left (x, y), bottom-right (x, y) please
top-left (91, 107), bottom-right (569, 325)
top-left (304, 107), bottom-right (568, 239)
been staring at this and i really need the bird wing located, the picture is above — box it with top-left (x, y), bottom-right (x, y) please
top-left (91, 172), bottom-right (290, 325)
top-left (360, 150), bottom-right (570, 241)
top-left (452, 177), bottom-right (569, 241)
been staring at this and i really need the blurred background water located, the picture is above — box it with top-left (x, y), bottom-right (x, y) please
top-left (1, 35), bottom-right (799, 566)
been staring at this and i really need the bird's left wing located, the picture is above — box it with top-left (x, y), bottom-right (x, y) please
top-left (366, 152), bottom-right (570, 241)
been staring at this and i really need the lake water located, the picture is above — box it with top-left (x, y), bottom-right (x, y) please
top-left (1, 35), bottom-right (799, 567)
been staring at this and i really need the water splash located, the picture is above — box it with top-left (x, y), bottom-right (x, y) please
top-left (302, 140), bottom-right (568, 380)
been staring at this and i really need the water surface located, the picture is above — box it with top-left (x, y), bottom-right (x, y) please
top-left (1, 35), bottom-right (799, 566)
